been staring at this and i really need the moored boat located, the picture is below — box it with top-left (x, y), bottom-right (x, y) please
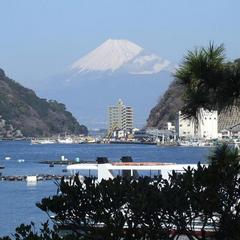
top-left (67, 160), bottom-right (207, 182)
top-left (57, 137), bottom-right (74, 144)
top-left (31, 139), bottom-right (56, 144)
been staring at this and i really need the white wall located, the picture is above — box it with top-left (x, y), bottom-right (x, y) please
top-left (176, 109), bottom-right (218, 139)
top-left (176, 112), bottom-right (195, 138)
top-left (197, 108), bottom-right (218, 139)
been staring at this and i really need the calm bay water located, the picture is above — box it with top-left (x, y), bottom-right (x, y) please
top-left (0, 140), bottom-right (211, 236)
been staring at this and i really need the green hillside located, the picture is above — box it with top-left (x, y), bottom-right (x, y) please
top-left (0, 69), bottom-right (87, 137)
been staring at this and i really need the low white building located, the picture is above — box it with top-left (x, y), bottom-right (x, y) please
top-left (164, 122), bottom-right (176, 132)
top-left (113, 129), bottom-right (126, 139)
top-left (176, 112), bottom-right (195, 138)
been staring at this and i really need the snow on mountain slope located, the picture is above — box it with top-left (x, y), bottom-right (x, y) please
top-left (71, 39), bottom-right (143, 72)
top-left (70, 39), bottom-right (172, 75)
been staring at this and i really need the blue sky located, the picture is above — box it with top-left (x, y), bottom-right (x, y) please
top-left (0, 0), bottom-right (239, 86)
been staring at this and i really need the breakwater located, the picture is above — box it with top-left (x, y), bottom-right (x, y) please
top-left (0, 174), bottom-right (71, 182)
top-left (39, 159), bottom-right (95, 165)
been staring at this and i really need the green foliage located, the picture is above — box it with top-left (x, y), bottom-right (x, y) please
top-left (175, 43), bottom-right (240, 118)
top-left (37, 175), bottom-right (169, 240)
top-left (0, 222), bottom-right (66, 240)
top-left (48, 100), bottom-right (67, 113)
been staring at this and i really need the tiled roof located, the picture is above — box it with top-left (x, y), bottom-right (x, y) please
top-left (218, 106), bottom-right (240, 131)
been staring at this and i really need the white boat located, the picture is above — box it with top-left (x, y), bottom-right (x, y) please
top-left (31, 139), bottom-right (55, 144)
top-left (57, 137), bottom-right (74, 144)
top-left (178, 140), bottom-right (213, 147)
top-left (67, 161), bottom-right (207, 182)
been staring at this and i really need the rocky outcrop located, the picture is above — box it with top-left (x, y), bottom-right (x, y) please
top-left (146, 80), bottom-right (184, 128)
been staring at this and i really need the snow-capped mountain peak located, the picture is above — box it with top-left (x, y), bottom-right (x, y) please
top-left (70, 38), bottom-right (173, 75)
top-left (71, 39), bottom-right (143, 72)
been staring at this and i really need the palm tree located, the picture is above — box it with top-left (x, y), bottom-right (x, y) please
top-left (175, 43), bottom-right (240, 118)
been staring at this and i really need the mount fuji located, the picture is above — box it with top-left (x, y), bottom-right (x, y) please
top-left (69, 39), bottom-right (171, 74)
top-left (38, 39), bottom-right (174, 128)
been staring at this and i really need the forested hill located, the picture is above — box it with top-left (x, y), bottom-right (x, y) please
top-left (0, 69), bottom-right (88, 137)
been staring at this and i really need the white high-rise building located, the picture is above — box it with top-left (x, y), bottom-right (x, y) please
top-left (108, 99), bottom-right (133, 132)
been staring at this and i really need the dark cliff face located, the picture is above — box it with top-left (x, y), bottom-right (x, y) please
top-left (0, 69), bottom-right (88, 137)
top-left (146, 80), bottom-right (184, 128)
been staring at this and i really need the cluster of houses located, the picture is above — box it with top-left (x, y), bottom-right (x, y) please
top-left (107, 100), bottom-right (240, 142)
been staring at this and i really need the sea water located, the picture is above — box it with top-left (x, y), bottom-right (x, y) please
top-left (0, 141), bottom-right (210, 236)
